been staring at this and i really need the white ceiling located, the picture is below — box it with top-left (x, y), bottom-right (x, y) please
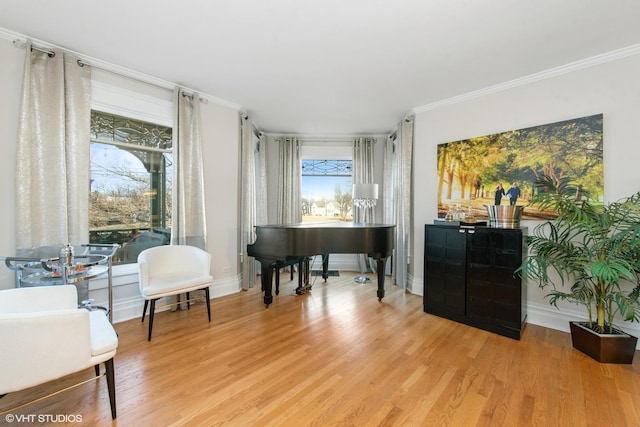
top-left (1, 0), bottom-right (640, 135)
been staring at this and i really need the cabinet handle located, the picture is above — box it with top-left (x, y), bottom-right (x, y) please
top-left (468, 230), bottom-right (475, 234)
top-left (459, 229), bottom-right (465, 233)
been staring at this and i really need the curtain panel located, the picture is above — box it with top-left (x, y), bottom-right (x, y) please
top-left (240, 115), bottom-right (257, 290)
top-left (382, 136), bottom-right (396, 275)
top-left (277, 137), bottom-right (301, 224)
top-left (257, 133), bottom-right (268, 226)
top-left (171, 88), bottom-right (207, 249)
top-left (16, 44), bottom-right (91, 255)
top-left (393, 116), bottom-right (414, 290)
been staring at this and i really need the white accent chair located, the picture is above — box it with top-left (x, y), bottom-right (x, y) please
top-left (0, 285), bottom-right (118, 419)
top-left (138, 245), bottom-right (213, 341)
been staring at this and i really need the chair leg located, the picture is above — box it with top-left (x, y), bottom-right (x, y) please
top-left (148, 299), bottom-right (156, 341)
top-left (141, 299), bottom-right (149, 323)
top-left (205, 287), bottom-right (211, 322)
top-left (94, 365), bottom-right (100, 376)
top-left (186, 292), bottom-right (190, 310)
top-left (105, 358), bottom-right (116, 419)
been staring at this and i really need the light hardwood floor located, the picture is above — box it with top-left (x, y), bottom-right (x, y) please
top-left (2, 271), bottom-right (640, 426)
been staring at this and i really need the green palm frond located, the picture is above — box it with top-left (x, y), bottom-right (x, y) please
top-left (519, 176), bottom-right (640, 328)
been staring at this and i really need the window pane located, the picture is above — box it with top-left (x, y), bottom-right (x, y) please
top-left (90, 111), bottom-right (172, 264)
top-left (301, 160), bottom-right (352, 222)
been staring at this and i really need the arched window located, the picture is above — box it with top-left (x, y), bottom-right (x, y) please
top-left (89, 110), bottom-right (173, 264)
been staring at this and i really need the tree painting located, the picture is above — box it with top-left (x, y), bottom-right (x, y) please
top-left (437, 114), bottom-right (603, 220)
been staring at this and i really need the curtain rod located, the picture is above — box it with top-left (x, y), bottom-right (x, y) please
top-left (13, 38), bottom-right (176, 91)
top-left (77, 58), bottom-right (211, 103)
top-left (274, 137), bottom-right (357, 144)
top-left (266, 132), bottom-right (391, 140)
top-left (10, 39), bottom-right (55, 57)
top-left (12, 38), bottom-right (237, 109)
top-left (30, 44), bottom-right (55, 58)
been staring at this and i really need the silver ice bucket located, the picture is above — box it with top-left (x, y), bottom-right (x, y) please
top-left (485, 205), bottom-right (524, 228)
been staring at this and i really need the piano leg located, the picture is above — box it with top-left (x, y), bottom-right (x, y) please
top-left (375, 257), bottom-right (388, 302)
top-left (259, 260), bottom-right (275, 307)
top-left (296, 259), bottom-right (303, 292)
top-left (304, 258), bottom-right (310, 286)
top-left (321, 254), bottom-right (329, 281)
top-left (295, 257), bottom-right (312, 295)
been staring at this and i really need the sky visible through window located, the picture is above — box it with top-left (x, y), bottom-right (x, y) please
top-left (302, 175), bottom-right (352, 201)
top-left (90, 143), bottom-right (148, 192)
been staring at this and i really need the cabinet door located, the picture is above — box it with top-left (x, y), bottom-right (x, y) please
top-left (466, 229), bottom-right (522, 330)
top-left (424, 226), bottom-right (466, 318)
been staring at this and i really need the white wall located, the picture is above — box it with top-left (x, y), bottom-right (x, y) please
top-left (201, 102), bottom-right (241, 289)
top-left (0, 37), bottom-right (242, 322)
top-left (412, 51), bottom-right (640, 339)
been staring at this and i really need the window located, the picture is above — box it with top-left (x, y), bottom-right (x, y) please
top-left (301, 160), bottom-right (352, 222)
top-left (89, 110), bottom-right (173, 264)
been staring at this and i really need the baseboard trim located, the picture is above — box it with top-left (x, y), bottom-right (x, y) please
top-left (406, 276), bottom-right (640, 349)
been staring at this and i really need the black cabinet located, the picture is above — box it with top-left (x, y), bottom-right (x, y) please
top-left (423, 224), bottom-right (527, 339)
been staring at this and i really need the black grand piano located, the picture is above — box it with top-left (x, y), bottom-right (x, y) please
top-left (247, 222), bottom-right (395, 306)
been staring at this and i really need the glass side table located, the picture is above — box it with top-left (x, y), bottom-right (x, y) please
top-left (2, 243), bottom-right (119, 322)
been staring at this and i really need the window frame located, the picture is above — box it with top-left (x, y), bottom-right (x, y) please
top-left (90, 71), bottom-right (174, 271)
top-left (300, 142), bottom-right (353, 222)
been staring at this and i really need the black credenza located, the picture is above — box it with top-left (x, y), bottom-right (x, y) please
top-left (423, 224), bottom-right (527, 339)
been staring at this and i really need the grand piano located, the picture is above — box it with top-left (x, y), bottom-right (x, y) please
top-left (247, 222), bottom-right (395, 306)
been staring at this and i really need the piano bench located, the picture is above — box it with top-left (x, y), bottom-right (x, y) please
top-left (273, 257), bottom-right (310, 295)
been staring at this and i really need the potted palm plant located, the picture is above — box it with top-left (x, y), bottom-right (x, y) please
top-left (517, 176), bottom-right (640, 363)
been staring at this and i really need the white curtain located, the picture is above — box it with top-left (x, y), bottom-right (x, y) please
top-left (393, 116), bottom-right (414, 290)
top-left (382, 135), bottom-right (396, 275)
top-left (352, 137), bottom-right (377, 273)
top-left (171, 88), bottom-right (207, 249)
top-left (257, 133), bottom-right (268, 226)
top-left (240, 115), bottom-right (257, 290)
top-left (277, 137), bottom-right (301, 224)
top-left (16, 44), bottom-right (91, 256)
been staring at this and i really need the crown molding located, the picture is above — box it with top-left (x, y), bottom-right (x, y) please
top-left (414, 43), bottom-right (640, 113)
top-left (0, 26), bottom-right (242, 111)
top-left (5, 26), bottom-right (639, 119)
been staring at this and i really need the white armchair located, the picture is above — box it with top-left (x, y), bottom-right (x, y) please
top-left (138, 245), bottom-right (213, 341)
top-left (0, 285), bottom-right (118, 419)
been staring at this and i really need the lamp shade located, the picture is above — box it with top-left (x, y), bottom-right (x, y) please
top-left (352, 183), bottom-right (378, 200)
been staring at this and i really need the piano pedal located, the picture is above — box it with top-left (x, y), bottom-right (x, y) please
top-left (295, 285), bottom-right (313, 295)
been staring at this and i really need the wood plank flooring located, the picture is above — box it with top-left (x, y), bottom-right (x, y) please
top-left (2, 271), bottom-right (640, 426)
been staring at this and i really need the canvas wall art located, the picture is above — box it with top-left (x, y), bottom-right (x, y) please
top-left (436, 114), bottom-right (604, 220)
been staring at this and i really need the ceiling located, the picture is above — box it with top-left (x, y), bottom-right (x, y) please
top-left (1, 0), bottom-right (640, 135)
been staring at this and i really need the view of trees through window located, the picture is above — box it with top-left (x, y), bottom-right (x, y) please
top-left (301, 160), bottom-right (353, 222)
top-left (89, 111), bottom-right (173, 264)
